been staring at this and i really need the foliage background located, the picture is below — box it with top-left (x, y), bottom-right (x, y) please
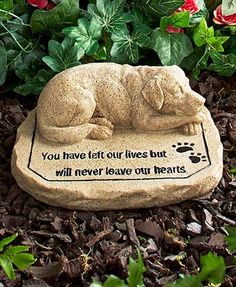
top-left (0, 0), bottom-right (236, 96)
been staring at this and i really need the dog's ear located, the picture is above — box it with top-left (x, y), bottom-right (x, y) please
top-left (142, 77), bottom-right (164, 110)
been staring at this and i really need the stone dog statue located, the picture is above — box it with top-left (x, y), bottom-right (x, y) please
top-left (37, 63), bottom-right (205, 144)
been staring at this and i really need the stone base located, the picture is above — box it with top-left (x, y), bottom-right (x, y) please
top-left (11, 108), bottom-right (223, 210)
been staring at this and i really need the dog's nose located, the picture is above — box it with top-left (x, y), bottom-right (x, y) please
top-left (186, 91), bottom-right (205, 114)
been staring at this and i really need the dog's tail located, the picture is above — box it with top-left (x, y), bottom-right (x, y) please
top-left (37, 120), bottom-right (95, 145)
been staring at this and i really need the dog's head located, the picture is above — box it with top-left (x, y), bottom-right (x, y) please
top-left (142, 65), bottom-right (205, 115)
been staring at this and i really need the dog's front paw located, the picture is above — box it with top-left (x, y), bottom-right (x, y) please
top-left (183, 122), bottom-right (201, 136)
top-left (87, 125), bottom-right (113, 140)
top-left (89, 117), bottom-right (114, 130)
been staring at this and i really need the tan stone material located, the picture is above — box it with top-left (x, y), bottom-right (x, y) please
top-left (11, 63), bottom-right (223, 210)
top-left (11, 106), bottom-right (223, 210)
top-left (37, 63), bottom-right (205, 144)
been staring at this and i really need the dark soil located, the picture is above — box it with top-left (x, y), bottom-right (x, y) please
top-left (0, 72), bottom-right (236, 287)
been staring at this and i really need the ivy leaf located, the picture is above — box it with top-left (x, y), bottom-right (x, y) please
top-left (42, 37), bottom-right (83, 72)
top-left (0, 0), bottom-right (13, 21)
top-left (193, 18), bottom-right (229, 51)
top-left (103, 275), bottom-right (127, 287)
top-left (88, 0), bottom-right (133, 33)
top-left (63, 18), bottom-right (102, 56)
top-left (166, 275), bottom-right (203, 287)
top-left (94, 46), bottom-right (107, 60)
top-left (225, 226), bottom-right (236, 251)
top-left (193, 18), bottom-right (211, 47)
top-left (198, 252), bottom-right (226, 284)
top-left (0, 41), bottom-right (7, 85)
top-left (0, 234), bottom-right (17, 252)
top-left (150, 29), bottom-right (193, 65)
top-left (208, 50), bottom-right (236, 76)
top-left (30, 0), bottom-right (80, 34)
top-left (182, 46), bottom-right (209, 79)
top-left (0, 255), bottom-right (15, 280)
top-left (136, 0), bottom-right (184, 17)
top-left (208, 35), bottom-right (229, 52)
top-left (111, 23), bottom-right (152, 63)
top-left (127, 249), bottom-right (146, 287)
top-left (14, 69), bottom-right (55, 96)
top-left (14, 0), bottom-right (28, 15)
top-left (160, 11), bottom-right (190, 31)
top-left (222, 0), bottom-right (236, 16)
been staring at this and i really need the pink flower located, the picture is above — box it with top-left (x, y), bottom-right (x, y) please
top-left (27, 0), bottom-right (48, 9)
top-left (177, 0), bottom-right (200, 15)
top-left (166, 25), bottom-right (184, 33)
top-left (213, 4), bottom-right (236, 25)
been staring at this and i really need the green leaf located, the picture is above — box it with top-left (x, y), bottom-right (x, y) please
top-left (0, 41), bottom-right (7, 85)
top-left (166, 275), bottom-right (203, 287)
top-left (13, 0), bottom-right (28, 15)
top-left (160, 11), bottom-right (190, 31)
top-left (127, 249), bottom-right (146, 287)
top-left (230, 167), bottom-right (236, 175)
top-left (193, 18), bottom-right (229, 51)
top-left (0, 0), bottom-right (13, 21)
top-left (63, 18), bottom-right (102, 55)
top-left (225, 226), bottom-right (236, 251)
top-left (222, 0), bottom-right (236, 16)
top-left (88, 0), bottom-right (133, 33)
top-left (198, 252), bottom-right (226, 284)
top-left (14, 69), bottom-right (55, 96)
top-left (111, 23), bottom-right (152, 63)
top-left (90, 281), bottom-right (103, 287)
top-left (30, 0), bottom-right (80, 34)
top-left (193, 18), bottom-right (209, 47)
top-left (181, 46), bottom-right (209, 79)
top-left (94, 46), bottom-right (107, 60)
top-left (5, 246), bottom-right (29, 256)
top-left (208, 50), bottom-right (236, 76)
top-left (43, 37), bottom-right (83, 72)
top-left (136, 0), bottom-right (185, 17)
top-left (12, 253), bottom-right (36, 270)
top-left (150, 29), bottom-right (193, 65)
top-left (0, 234), bottom-right (17, 252)
top-left (103, 275), bottom-right (127, 287)
top-left (208, 36), bottom-right (229, 52)
top-left (0, 255), bottom-right (15, 280)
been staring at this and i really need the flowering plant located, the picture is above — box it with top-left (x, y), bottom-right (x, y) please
top-left (27, 0), bottom-right (55, 10)
top-left (0, 0), bottom-right (235, 96)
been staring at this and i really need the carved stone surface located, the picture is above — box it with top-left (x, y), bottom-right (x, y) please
top-left (37, 63), bottom-right (205, 144)
top-left (11, 63), bottom-right (223, 210)
top-left (11, 107), bottom-right (223, 210)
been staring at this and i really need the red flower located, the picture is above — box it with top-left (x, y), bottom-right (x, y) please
top-left (213, 4), bottom-right (236, 25)
top-left (166, 25), bottom-right (184, 33)
top-left (46, 2), bottom-right (55, 10)
top-left (177, 0), bottom-right (200, 15)
top-left (27, 0), bottom-right (48, 9)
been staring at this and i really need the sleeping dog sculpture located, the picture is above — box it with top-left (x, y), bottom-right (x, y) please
top-left (37, 63), bottom-right (205, 144)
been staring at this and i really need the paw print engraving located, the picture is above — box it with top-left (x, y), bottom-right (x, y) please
top-left (172, 142), bottom-right (195, 153)
top-left (189, 153), bottom-right (207, 164)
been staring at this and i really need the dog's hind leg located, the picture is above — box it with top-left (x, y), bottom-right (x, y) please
top-left (37, 86), bottom-right (98, 144)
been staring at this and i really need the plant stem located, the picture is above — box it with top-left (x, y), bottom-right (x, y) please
top-left (0, 22), bottom-right (32, 53)
top-left (0, 9), bottom-right (30, 27)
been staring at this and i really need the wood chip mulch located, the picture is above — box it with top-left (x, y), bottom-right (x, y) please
top-left (0, 73), bottom-right (236, 287)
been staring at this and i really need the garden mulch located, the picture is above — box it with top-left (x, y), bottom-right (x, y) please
top-left (0, 72), bottom-right (236, 287)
